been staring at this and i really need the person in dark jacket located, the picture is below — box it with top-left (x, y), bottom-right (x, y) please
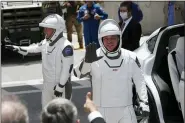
top-left (118, 1), bottom-right (143, 23)
top-left (119, 1), bottom-right (142, 51)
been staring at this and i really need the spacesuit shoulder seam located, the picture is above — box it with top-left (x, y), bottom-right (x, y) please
top-left (121, 49), bottom-right (135, 60)
top-left (127, 51), bottom-right (137, 60)
top-left (127, 51), bottom-right (141, 68)
top-left (61, 39), bottom-right (72, 48)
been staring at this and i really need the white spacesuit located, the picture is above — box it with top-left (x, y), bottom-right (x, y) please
top-left (74, 19), bottom-right (149, 123)
top-left (6, 14), bottom-right (74, 108)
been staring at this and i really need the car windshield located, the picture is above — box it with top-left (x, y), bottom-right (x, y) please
top-left (147, 35), bottom-right (158, 53)
top-left (146, 26), bottom-right (167, 53)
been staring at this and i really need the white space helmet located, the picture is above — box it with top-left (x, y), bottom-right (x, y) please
top-left (39, 14), bottom-right (65, 42)
top-left (98, 19), bottom-right (122, 58)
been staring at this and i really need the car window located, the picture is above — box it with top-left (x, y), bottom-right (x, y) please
top-left (147, 35), bottom-right (158, 53)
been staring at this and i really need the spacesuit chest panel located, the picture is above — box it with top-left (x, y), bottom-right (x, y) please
top-left (91, 55), bottom-right (133, 107)
top-left (42, 41), bottom-right (62, 82)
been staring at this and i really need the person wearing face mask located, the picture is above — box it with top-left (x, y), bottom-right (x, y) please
top-left (119, 1), bottom-right (142, 51)
top-left (5, 14), bottom-right (74, 108)
top-left (118, 1), bottom-right (143, 23)
top-left (73, 19), bottom-right (149, 123)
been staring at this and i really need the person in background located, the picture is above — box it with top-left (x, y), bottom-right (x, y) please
top-left (62, 1), bottom-right (84, 49)
top-left (77, 1), bottom-right (108, 49)
top-left (41, 98), bottom-right (79, 123)
top-left (119, 1), bottom-right (142, 51)
top-left (42, 1), bottom-right (63, 18)
top-left (2, 95), bottom-right (29, 123)
top-left (118, 1), bottom-right (143, 23)
top-left (41, 92), bottom-right (106, 123)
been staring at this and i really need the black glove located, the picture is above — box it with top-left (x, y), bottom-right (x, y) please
top-left (54, 84), bottom-right (65, 97)
top-left (85, 43), bottom-right (103, 63)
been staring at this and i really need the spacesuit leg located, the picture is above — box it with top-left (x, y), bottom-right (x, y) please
top-left (118, 106), bottom-right (137, 123)
top-left (97, 106), bottom-right (137, 123)
top-left (42, 82), bottom-right (56, 108)
top-left (42, 81), bottom-right (71, 108)
top-left (97, 107), bottom-right (122, 123)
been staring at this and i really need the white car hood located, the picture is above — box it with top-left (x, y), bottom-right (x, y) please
top-left (139, 36), bottom-right (150, 46)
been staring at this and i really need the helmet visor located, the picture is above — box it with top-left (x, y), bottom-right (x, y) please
top-left (43, 28), bottom-right (55, 41)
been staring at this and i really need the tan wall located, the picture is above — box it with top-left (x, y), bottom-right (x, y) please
top-left (102, 1), bottom-right (184, 35)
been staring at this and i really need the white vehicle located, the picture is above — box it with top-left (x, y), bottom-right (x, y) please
top-left (134, 23), bottom-right (184, 123)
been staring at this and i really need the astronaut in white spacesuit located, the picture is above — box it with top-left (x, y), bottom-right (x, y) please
top-left (74, 19), bottom-right (149, 123)
top-left (6, 14), bottom-right (74, 108)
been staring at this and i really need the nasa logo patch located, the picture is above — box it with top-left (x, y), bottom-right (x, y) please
top-left (65, 48), bottom-right (72, 54)
top-left (62, 46), bottom-right (73, 57)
